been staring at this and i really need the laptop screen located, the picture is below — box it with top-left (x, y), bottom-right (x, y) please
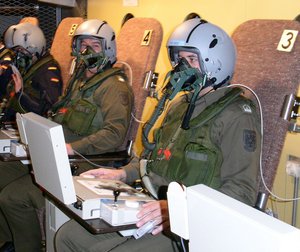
top-left (20, 112), bottom-right (77, 204)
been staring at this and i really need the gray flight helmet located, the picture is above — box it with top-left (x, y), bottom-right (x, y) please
top-left (167, 18), bottom-right (236, 87)
top-left (72, 19), bottom-right (117, 65)
top-left (4, 22), bottom-right (46, 58)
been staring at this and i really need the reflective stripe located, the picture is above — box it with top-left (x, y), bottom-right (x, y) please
top-left (50, 78), bottom-right (60, 83)
top-left (48, 66), bottom-right (57, 70)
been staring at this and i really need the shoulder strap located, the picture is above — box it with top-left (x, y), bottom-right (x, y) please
top-left (189, 87), bottom-right (243, 129)
top-left (81, 67), bottom-right (123, 92)
top-left (50, 67), bottom-right (124, 114)
top-left (0, 48), bottom-right (13, 60)
top-left (164, 87), bottom-right (243, 152)
top-left (0, 49), bottom-right (12, 60)
top-left (23, 55), bottom-right (56, 84)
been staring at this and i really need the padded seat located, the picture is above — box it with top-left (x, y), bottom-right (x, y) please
top-left (231, 19), bottom-right (300, 196)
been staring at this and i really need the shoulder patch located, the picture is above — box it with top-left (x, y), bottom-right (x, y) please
top-left (119, 91), bottom-right (129, 105)
top-left (243, 129), bottom-right (256, 152)
top-left (240, 103), bottom-right (252, 113)
top-left (50, 77), bottom-right (60, 83)
top-left (117, 76), bottom-right (125, 82)
top-left (3, 56), bottom-right (12, 61)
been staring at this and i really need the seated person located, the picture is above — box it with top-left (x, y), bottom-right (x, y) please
top-left (1, 22), bottom-right (63, 123)
top-left (55, 19), bottom-right (261, 252)
top-left (0, 19), bottom-right (133, 251)
top-left (0, 39), bottom-right (15, 101)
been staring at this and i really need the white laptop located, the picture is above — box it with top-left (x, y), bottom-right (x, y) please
top-left (168, 183), bottom-right (300, 252)
top-left (17, 112), bottom-right (152, 223)
top-left (0, 125), bottom-right (19, 154)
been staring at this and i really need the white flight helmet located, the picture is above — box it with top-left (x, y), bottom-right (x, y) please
top-left (4, 22), bottom-right (46, 58)
top-left (167, 18), bottom-right (236, 87)
top-left (72, 19), bottom-right (117, 66)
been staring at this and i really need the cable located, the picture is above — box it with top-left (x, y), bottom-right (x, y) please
top-left (115, 60), bottom-right (149, 124)
top-left (228, 84), bottom-right (300, 202)
top-left (72, 149), bottom-right (107, 168)
top-left (180, 237), bottom-right (187, 252)
top-left (10, 64), bottom-right (26, 112)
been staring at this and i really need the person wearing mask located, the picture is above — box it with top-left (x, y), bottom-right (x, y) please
top-left (55, 18), bottom-right (261, 252)
top-left (0, 19), bottom-right (133, 251)
top-left (1, 22), bottom-right (63, 122)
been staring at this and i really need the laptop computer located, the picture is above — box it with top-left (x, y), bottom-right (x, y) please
top-left (17, 112), bottom-right (152, 224)
top-left (0, 126), bottom-right (19, 153)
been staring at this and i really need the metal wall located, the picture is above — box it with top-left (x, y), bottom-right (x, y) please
top-left (0, 0), bottom-right (60, 50)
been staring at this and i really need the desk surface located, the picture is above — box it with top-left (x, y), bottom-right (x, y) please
top-left (45, 191), bottom-right (136, 234)
top-left (0, 153), bottom-right (28, 161)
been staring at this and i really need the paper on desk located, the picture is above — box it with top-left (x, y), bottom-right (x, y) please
top-left (76, 178), bottom-right (150, 200)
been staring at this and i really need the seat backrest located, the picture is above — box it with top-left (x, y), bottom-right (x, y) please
top-left (50, 17), bottom-right (84, 91)
top-left (231, 19), bottom-right (300, 195)
top-left (19, 17), bottom-right (39, 26)
top-left (116, 17), bottom-right (163, 151)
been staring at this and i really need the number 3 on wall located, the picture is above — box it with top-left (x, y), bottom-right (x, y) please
top-left (277, 29), bottom-right (298, 52)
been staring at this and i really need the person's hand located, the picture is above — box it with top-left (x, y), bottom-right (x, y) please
top-left (66, 144), bottom-right (74, 155)
top-left (136, 200), bottom-right (170, 235)
top-left (12, 72), bottom-right (23, 93)
top-left (80, 168), bottom-right (127, 182)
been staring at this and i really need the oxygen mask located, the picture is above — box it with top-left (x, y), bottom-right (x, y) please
top-left (77, 46), bottom-right (108, 70)
top-left (164, 57), bottom-right (205, 100)
top-left (13, 47), bottom-right (32, 74)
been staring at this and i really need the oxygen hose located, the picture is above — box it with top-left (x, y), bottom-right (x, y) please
top-left (141, 91), bottom-right (170, 157)
top-left (141, 59), bottom-right (206, 157)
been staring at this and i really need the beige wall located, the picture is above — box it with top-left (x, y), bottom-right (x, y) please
top-left (88, 0), bottom-right (300, 76)
top-left (87, 0), bottom-right (300, 226)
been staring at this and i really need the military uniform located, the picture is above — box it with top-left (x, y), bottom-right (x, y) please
top-left (0, 67), bottom-right (133, 251)
top-left (55, 87), bottom-right (261, 252)
top-left (0, 53), bottom-right (64, 251)
top-left (0, 48), bottom-right (14, 100)
top-left (2, 53), bottom-right (63, 122)
top-left (55, 67), bottom-right (134, 155)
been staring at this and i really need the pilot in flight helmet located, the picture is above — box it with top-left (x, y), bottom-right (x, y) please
top-left (72, 19), bottom-right (117, 70)
top-left (4, 22), bottom-right (46, 71)
top-left (4, 22), bottom-right (46, 58)
top-left (167, 18), bottom-right (237, 88)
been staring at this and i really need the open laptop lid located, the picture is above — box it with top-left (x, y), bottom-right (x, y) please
top-left (16, 113), bottom-right (28, 145)
top-left (21, 112), bottom-right (77, 204)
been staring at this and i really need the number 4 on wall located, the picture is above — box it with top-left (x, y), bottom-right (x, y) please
top-left (141, 30), bottom-right (153, 46)
top-left (277, 29), bottom-right (299, 52)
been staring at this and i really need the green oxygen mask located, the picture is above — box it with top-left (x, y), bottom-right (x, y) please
top-left (163, 57), bottom-right (204, 100)
top-left (14, 48), bottom-right (33, 75)
top-left (142, 57), bottom-right (208, 154)
top-left (76, 46), bottom-right (108, 70)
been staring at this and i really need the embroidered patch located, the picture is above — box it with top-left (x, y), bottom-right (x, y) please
top-left (50, 78), bottom-right (60, 83)
top-left (117, 76), bottom-right (125, 82)
top-left (119, 92), bottom-right (129, 105)
top-left (243, 129), bottom-right (256, 152)
top-left (242, 104), bottom-right (252, 113)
